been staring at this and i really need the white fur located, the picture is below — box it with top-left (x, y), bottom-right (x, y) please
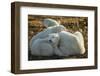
top-left (30, 34), bottom-right (60, 56)
top-left (43, 18), bottom-right (59, 28)
top-left (30, 25), bottom-right (66, 49)
top-left (74, 31), bottom-right (85, 54)
top-left (30, 18), bottom-right (85, 57)
top-left (49, 31), bottom-right (86, 56)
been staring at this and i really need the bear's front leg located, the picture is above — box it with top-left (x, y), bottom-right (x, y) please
top-left (53, 46), bottom-right (64, 56)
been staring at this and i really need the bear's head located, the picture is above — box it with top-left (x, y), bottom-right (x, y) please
top-left (43, 18), bottom-right (59, 28)
top-left (47, 33), bottom-right (60, 47)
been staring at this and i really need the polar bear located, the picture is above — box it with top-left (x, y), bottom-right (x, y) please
top-left (30, 18), bottom-right (67, 49)
top-left (30, 33), bottom-right (62, 56)
top-left (49, 31), bottom-right (85, 56)
top-left (30, 25), bottom-right (67, 49)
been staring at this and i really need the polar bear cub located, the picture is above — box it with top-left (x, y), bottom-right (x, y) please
top-left (30, 33), bottom-right (60, 56)
top-left (30, 25), bottom-right (67, 49)
top-left (49, 31), bottom-right (86, 56)
top-left (58, 31), bottom-right (85, 56)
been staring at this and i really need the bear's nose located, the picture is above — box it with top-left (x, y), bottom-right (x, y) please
top-left (49, 40), bottom-right (52, 43)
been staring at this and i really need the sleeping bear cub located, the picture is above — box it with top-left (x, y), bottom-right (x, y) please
top-left (30, 33), bottom-right (60, 56)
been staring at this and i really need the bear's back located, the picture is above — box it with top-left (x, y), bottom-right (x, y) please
top-left (59, 31), bottom-right (81, 55)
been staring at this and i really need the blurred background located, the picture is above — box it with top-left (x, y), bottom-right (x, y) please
top-left (28, 15), bottom-right (88, 60)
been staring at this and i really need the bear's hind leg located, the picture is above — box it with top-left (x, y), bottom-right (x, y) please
top-left (74, 31), bottom-right (85, 54)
